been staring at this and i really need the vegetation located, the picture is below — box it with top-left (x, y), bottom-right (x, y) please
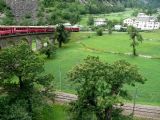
top-left (107, 20), bottom-right (113, 34)
top-left (37, 0), bottom-right (143, 25)
top-left (0, 0), bottom-right (15, 25)
top-left (87, 15), bottom-right (94, 26)
top-left (40, 41), bottom-right (56, 59)
top-left (45, 31), bottom-right (160, 105)
top-left (96, 28), bottom-right (103, 36)
top-left (68, 56), bottom-right (145, 120)
top-left (127, 26), bottom-right (143, 56)
top-left (38, 0), bottom-right (84, 25)
top-left (55, 24), bottom-right (70, 48)
top-left (0, 42), bottom-right (54, 120)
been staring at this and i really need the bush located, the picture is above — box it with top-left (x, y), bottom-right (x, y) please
top-left (96, 28), bottom-right (103, 36)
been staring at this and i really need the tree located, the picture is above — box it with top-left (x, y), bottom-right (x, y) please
top-left (55, 24), bottom-right (70, 48)
top-left (0, 41), bottom-right (54, 119)
top-left (127, 26), bottom-right (143, 56)
top-left (68, 56), bottom-right (146, 120)
top-left (107, 20), bottom-right (113, 34)
top-left (87, 15), bottom-right (94, 26)
top-left (157, 14), bottom-right (160, 22)
top-left (69, 12), bottom-right (81, 25)
top-left (40, 41), bottom-right (56, 59)
top-left (96, 28), bottom-right (103, 36)
top-left (0, 97), bottom-right (31, 120)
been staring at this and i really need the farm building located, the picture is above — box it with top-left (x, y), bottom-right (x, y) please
top-left (94, 18), bottom-right (107, 26)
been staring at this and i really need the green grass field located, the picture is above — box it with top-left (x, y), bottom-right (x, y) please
top-left (44, 31), bottom-right (160, 106)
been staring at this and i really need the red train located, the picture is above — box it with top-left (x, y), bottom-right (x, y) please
top-left (0, 26), bottom-right (80, 36)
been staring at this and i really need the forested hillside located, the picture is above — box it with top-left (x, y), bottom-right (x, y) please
top-left (0, 0), bottom-right (15, 25)
top-left (38, 0), bottom-right (140, 25)
top-left (1, 0), bottom-right (159, 25)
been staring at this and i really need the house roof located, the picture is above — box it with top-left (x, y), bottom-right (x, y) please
top-left (94, 18), bottom-right (106, 22)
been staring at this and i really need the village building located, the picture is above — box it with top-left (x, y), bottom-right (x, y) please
top-left (114, 25), bottom-right (122, 30)
top-left (94, 18), bottom-right (107, 26)
top-left (123, 13), bottom-right (160, 30)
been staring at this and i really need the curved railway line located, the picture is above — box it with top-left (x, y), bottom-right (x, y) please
top-left (55, 92), bottom-right (160, 120)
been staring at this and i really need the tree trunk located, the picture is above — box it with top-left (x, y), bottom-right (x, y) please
top-left (59, 41), bottom-right (62, 48)
top-left (105, 107), bottom-right (112, 120)
top-left (133, 44), bottom-right (136, 56)
top-left (132, 38), bottom-right (137, 56)
top-left (19, 76), bottom-right (24, 90)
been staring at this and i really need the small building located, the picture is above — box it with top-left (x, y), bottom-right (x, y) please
top-left (94, 18), bottom-right (107, 26)
top-left (123, 13), bottom-right (160, 30)
top-left (63, 23), bottom-right (71, 27)
top-left (114, 25), bottom-right (122, 31)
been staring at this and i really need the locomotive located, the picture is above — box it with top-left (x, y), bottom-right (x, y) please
top-left (0, 26), bottom-right (80, 36)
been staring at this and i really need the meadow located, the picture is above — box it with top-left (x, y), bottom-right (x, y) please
top-left (44, 31), bottom-right (160, 106)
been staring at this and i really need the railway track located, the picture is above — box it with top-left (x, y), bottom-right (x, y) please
top-left (55, 91), bottom-right (160, 120)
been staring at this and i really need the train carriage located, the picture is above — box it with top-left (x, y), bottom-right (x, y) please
top-left (0, 25), bottom-right (79, 36)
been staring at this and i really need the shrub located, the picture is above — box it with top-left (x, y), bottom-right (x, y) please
top-left (96, 28), bottom-right (103, 36)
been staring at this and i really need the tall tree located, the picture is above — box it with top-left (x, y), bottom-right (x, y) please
top-left (87, 15), bottom-right (94, 26)
top-left (107, 20), bottom-right (113, 34)
top-left (55, 24), bottom-right (70, 48)
top-left (68, 56), bottom-right (146, 120)
top-left (0, 41), bottom-right (54, 119)
top-left (127, 26), bottom-right (143, 56)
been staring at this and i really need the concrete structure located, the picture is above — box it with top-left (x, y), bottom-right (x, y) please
top-left (94, 18), bottom-right (107, 26)
top-left (0, 33), bottom-right (54, 50)
top-left (123, 13), bottom-right (160, 30)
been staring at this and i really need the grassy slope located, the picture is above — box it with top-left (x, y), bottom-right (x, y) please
top-left (42, 104), bottom-right (68, 120)
top-left (42, 104), bottom-right (145, 120)
top-left (44, 31), bottom-right (160, 105)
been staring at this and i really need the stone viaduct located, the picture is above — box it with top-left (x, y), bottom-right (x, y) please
top-left (0, 33), bottom-right (55, 50)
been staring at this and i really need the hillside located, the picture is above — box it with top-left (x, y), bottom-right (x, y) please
top-left (1, 0), bottom-right (159, 25)
top-left (0, 0), bottom-right (15, 25)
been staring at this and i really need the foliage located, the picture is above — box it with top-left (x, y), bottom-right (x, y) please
top-left (127, 26), bottom-right (143, 56)
top-left (0, 0), bottom-right (15, 25)
top-left (0, 0), bottom-right (8, 12)
top-left (40, 0), bottom-right (83, 25)
top-left (68, 56), bottom-right (146, 120)
top-left (40, 41), bottom-right (56, 59)
top-left (107, 20), bottom-right (113, 34)
top-left (157, 14), bottom-right (160, 22)
top-left (38, 0), bottom-right (143, 25)
top-left (0, 41), bottom-right (54, 119)
top-left (132, 10), bottom-right (139, 17)
top-left (55, 24), bottom-right (70, 48)
top-left (96, 28), bottom-right (103, 36)
top-left (87, 15), bottom-right (94, 26)
top-left (0, 97), bottom-right (31, 120)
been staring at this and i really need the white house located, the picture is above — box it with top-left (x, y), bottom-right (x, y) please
top-left (114, 25), bottom-right (122, 30)
top-left (123, 13), bottom-right (160, 30)
top-left (94, 18), bottom-right (107, 26)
